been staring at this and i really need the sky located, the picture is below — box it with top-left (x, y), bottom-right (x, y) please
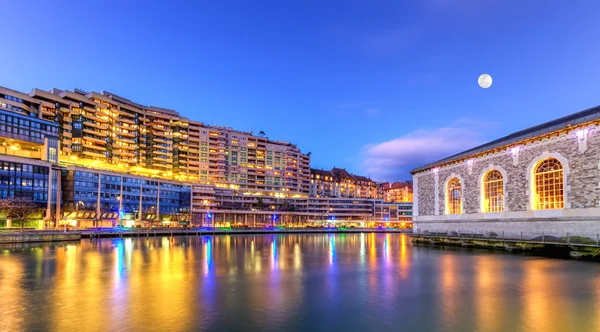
top-left (3, 0), bottom-right (600, 181)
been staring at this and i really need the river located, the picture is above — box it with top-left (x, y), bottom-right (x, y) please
top-left (1, 234), bottom-right (599, 331)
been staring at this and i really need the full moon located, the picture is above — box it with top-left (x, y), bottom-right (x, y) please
top-left (478, 74), bottom-right (493, 88)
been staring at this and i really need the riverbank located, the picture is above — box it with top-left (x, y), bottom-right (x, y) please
top-left (411, 233), bottom-right (600, 261)
top-left (0, 228), bottom-right (410, 244)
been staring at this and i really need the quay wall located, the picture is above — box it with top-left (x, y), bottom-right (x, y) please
top-left (0, 232), bottom-right (81, 244)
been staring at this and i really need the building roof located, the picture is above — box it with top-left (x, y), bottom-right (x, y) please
top-left (411, 104), bottom-right (600, 174)
top-left (311, 168), bottom-right (333, 177)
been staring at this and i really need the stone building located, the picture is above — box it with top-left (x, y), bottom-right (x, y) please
top-left (411, 105), bottom-right (600, 237)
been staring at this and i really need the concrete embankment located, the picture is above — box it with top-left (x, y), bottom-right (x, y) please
top-left (0, 232), bottom-right (81, 244)
top-left (0, 228), bottom-right (410, 244)
top-left (411, 233), bottom-right (600, 261)
top-left (81, 228), bottom-right (410, 239)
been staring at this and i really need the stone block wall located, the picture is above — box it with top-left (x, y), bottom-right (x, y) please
top-left (413, 124), bottom-right (600, 221)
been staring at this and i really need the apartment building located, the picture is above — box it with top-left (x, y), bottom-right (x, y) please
top-left (0, 84), bottom-right (412, 229)
top-left (6, 86), bottom-right (310, 194)
top-left (310, 167), bottom-right (377, 198)
top-left (378, 181), bottom-right (413, 203)
top-left (190, 185), bottom-right (413, 227)
top-left (0, 87), bottom-right (61, 228)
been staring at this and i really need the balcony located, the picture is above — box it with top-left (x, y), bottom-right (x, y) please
top-left (82, 112), bottom-right (108, 123)
top-left (83, 128), bottom-right (107, 137)
top-left (152, 137), bottom-right (169, 144)
top-left (118, 137), bottom-right (136, 145)
top-left (84, 136), bottom-right (106, 145)
top-left (153, 150), bottom-right (169, 157)
top-left (153, 144), bottom-right (173, 151)
top-left (82, 150), bottom-right (106, 158)
top-left (84, 143), bottom-right (107, 152)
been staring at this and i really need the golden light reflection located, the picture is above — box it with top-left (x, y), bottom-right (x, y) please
top-left (0, 257), bottom-right (24, 331)
top-left (2, 235), bottom-right (599, 331)
top-left (474, 256), bottom-right (502, 331)
top-left (398, 234), bottom-right (409, 279)
top-left (439, 254), bottom-right (459, 327)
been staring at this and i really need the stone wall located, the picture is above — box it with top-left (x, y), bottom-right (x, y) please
top-left (413, 124), bottom-right (600, 230)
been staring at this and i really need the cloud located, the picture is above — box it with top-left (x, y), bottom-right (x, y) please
top-left (361, 119), bottom-right (495, 181)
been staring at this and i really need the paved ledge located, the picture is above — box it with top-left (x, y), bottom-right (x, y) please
top-left (0, 228), bottom-right (412, 244)
top-left (81, 228), bottom-right (412, 239)
top-left (0, 232), bottom-right (81, 244)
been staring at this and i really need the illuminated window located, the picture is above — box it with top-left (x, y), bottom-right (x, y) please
top-left (483, 170), bottom-right (504, 212)
top-left (446, 178), bottom-right (462, 214)
top-left (534, 158), bottom-right (564, 210)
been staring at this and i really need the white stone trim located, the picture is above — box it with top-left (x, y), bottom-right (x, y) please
top-left (413, 176), bottom-right (419, 217)
top-left (434, 172), bottom-right (439, 215)
top-left (478, 163), bottom-right (509, 213)
top-left (526, 151), bottom-right (571, 211)
top-left (443, 173), bottom-right (464, 215)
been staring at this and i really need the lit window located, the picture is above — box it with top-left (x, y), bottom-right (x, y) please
top-left (446, 178), bottom-right (462, 214)
top-left (534, 158), bottom-right (564, 210)
top-left (483, 170), bottom-right (504, 212)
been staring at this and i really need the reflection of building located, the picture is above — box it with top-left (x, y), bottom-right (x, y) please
top-left (310, 168), bottom-right (377, 198)
top-left (412, 105), bottom-right (600, 236)
top-left (378, 181), bottom-right (413, 202)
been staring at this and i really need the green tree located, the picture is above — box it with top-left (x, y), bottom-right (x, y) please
top-left (0, 198), bottom-right (40, 232)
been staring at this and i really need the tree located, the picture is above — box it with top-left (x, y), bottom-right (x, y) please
top-left (0, 198), bottom-right (40, 232)
top-left (258, 130), bottom-right (266, 137)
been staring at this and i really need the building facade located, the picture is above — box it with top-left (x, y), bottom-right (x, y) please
top-left (16, 86), bottom-right (311, 196)
top-left (310, 168), bottom-right (377, 199)
top-left (378, 181), bottom-right (413, 203)
top-left (412, 105), bottom-right (600, 237)
top-left (0, 84), bottom-right (410, 229)
top-left (61, 166), bottom-right (191, 228)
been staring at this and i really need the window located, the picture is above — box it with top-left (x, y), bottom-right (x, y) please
top-left (534, 158), bottom-right (564, 210)
top-left (483, 170), bottom-right (504, 212)
top-left (446, 178), bottom-right (462, 214)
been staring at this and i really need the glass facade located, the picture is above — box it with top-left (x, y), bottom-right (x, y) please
top-left (0, 161), bottom-right (52, 203)
top-left (62, 168), bottom-right (191, 220)
top-left (0, 109), bottom-right (59, 146)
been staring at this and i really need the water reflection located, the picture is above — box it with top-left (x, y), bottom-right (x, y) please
top-left (1, 234), bottom-right (599, 331)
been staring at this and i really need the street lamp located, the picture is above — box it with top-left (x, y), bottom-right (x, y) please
top-left (203, 200), bottom-right (210, 227)
top-left (116, 196), bottom-right (123, 228)
top-left (73, 201), bottom-right (84, 231)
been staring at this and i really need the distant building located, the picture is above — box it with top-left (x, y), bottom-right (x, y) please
top-left (411, 105), bottom-right (600, 236)
top-left (310, 167), bottom-right (377, 198)
top-left (378, 181), bottom-right (413, 203)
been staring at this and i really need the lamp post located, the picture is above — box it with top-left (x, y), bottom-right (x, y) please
top-left (116, 195), bottom-right (123, 228)
top-left (73, 201), bottom-right (84, 231)
top-left (203, 200), bottom-right (210, 227)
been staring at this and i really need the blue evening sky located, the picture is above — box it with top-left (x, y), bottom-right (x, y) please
top-left (2, 1), bottom-right (600, 181)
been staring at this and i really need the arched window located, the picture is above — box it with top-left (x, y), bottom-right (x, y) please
top-left (483, 170), bottom-right (504, 212)
top-left (446, 178), bottom-right (462, 214)
top-left (534, 158), bottom-right (564, 210)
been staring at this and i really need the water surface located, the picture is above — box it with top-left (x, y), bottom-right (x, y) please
top-left (1, 234), bottom-right (599, 331)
